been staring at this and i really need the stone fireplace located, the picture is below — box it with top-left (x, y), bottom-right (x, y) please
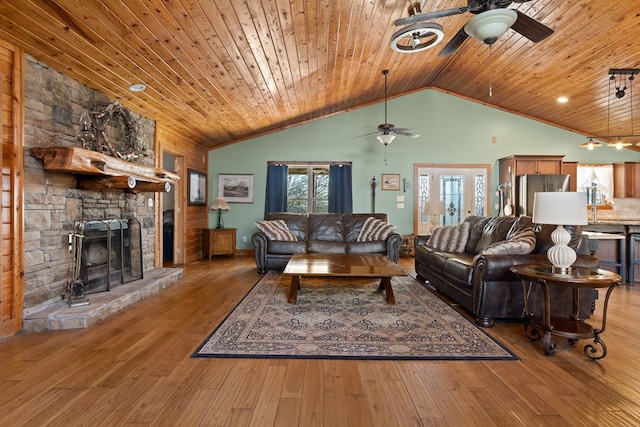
top-left (23, 55), bottom-right (168, 322)
top-left (19, 55), bottom-right (186, 332)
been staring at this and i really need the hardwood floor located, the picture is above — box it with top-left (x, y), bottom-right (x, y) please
top-left (1, 256), bottom-right (639, 426)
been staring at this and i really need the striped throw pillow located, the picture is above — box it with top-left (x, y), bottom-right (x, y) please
top-left (357, 217), bottom-right (397, 242)
top-left (479, 228), bottom-right (536, 255)
top-left (255, 220), bottom-right (298, 241)
top-left (426, 222), bottom-right (470, 253)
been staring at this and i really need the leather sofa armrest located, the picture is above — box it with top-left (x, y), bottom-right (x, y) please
top-left (473, 253), bottom-right (600, 283)
top-left (386, 233), bottom-right (403, 263)
top-left (415, 234), bottom-right (430, 246)
top-left (251, 232), bottom-right (269, 273)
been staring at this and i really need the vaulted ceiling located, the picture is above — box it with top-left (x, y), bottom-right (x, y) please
top-left (1, 1), bottom-right (640, 151)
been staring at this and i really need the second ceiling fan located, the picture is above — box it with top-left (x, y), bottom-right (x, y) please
top-left (394, 0), bottom-right (554, 57)
top-left (374, 69), bottom-right (419, 145)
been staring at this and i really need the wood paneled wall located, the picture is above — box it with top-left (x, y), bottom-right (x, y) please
top-left (0, 39), bottom-right (23, 338)
top-left (156, 125), bottom-right (208, 265)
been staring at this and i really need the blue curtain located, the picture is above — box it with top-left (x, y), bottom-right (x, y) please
top-left (264, 163), bottom-right (288, 214)
top-left (328, 164), bottom-right (353, 213)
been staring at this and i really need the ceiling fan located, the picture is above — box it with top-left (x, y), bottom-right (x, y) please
top-left (394, 1), bottom-right (554, 57)
top-left (370, 69), bottom-right (419, 145)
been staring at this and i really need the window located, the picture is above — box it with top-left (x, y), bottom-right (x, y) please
top-left (287, 164), bottom-right (329, 213)
top-left (577, 165), bottom-right (613, 206)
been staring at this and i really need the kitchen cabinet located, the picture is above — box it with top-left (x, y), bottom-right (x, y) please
top-left (562, 161), bottom-right (578, 191)
top-left (203, 228), bottom-right (236, 259)
top-left (613, 162), bottom-right (640, 198)
top-left (498, 155), bottom-right (565, 193)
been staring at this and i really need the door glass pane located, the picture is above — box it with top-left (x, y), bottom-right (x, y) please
top-left (475, 174), bottom-right (485, 215)
top-left (419, 173), bottom-right (429, 223)
top-left (441, 175), bottom-right (464, 226)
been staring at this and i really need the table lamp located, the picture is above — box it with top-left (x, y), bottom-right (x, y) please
top-left (422, 199), bottom-right (445, 234)
top-left (211, 197), bottom-right (230, 229)
top-left (532, 192), bottom-right (588, 274)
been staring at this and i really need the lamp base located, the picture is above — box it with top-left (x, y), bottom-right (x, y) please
top-left (547, 225), bottom-right (577, 274)
top-left (216, 209), bottom-right (225, 229)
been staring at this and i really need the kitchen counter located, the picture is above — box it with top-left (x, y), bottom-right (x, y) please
top-left (582, 223), bottom-right (640, 285)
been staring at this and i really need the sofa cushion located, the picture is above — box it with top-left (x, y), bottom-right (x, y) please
top-left (357, 217), bottom-right (397, 242)
top-left (426, 222), bottom-right (470, 253)
top-left (308, 241), bottom-right (347, 253)
top-left (479, 228), bottom-right (536, 255)
top-left (268, 240), bottom-right (307, 255)
top-left (255, 220), bottom-right (298, 241)
top-left (473, 216), bottom-right (518, 253)
top-left (347, 240), bottom-right (387, 254)
top-left (464, 216), bottom-right (492, 254)
top-left (308, 214), bottom-right (344, 242)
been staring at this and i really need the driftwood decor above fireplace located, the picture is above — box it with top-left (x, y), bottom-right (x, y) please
top-left (31, 146), bottom-right (179, 193)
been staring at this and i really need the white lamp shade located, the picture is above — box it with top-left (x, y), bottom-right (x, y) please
top-left (464, 9), bottom-right (517, 44)
top-left (423, 199), bottom-right (445, 216)
top-left (532, 192), bottom-right (588, 226)
top-left (377, 134), bottom-right (395, 145)
top-left (211, 197), bottom-right (229, 210)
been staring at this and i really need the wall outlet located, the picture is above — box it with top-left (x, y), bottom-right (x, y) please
top-left (242, 236), bottom-right (247, 243)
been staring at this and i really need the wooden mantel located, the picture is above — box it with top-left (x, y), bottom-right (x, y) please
top-left (31, 147), bottom-right (180, 193)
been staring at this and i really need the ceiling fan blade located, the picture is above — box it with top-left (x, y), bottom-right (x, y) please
top-left (353, 131), bottom-right (379, 138)
top-left (511, 10), bottom-right (554, 42)
top-left (394, 6), bottom-right (469, 27)
top-left (438, 26), bottom-right (469, 57)
top-left (393, 128), bottom-right (420, 138)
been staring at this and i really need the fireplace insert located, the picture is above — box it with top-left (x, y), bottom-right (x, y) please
top-left (79, 218), bottom-right (143, 294)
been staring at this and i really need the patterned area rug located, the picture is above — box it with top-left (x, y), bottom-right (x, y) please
top-left (193, 271), bottom-right (517, 360)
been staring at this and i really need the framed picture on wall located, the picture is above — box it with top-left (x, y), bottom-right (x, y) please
top-left (188, 169), bottom-right (207, 205)
top-left (381, 174), bottom-right (401, 191)
top-left (218, 174), bottom-right (254, 203)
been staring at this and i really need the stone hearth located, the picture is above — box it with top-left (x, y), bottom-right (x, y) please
top-left (22, 268), bottom-right (183, 332)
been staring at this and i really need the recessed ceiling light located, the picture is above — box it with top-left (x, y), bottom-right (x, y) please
top-left (129, 83), bottom-right (146, 92)
top-left (557, 96), bottom-right (568, 103)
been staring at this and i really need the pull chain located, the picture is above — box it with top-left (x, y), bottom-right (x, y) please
top-left (489, 44), bottom-right (493, 97)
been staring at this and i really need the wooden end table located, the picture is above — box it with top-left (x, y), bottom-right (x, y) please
top-left (282, 253), bottom-right (406, 304)
top-left (510, 264), bottom-right (621, 359)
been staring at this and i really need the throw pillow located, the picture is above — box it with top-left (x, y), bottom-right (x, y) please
top-left (255, 220), bottom-right (298, 241)
top-left (357, 217), bottom-right (397, 242)
top-left (479, 228), bottom-right (536, 255)
top-left (426, 222), bottom-right (470, 253)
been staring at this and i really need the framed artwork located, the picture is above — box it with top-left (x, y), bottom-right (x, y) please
top-left (188, 169), bottom-right (207, 205)
top-left (218, 174), bottom-right (254, 203)
top-left (381, 174), bottom-right (401, 191)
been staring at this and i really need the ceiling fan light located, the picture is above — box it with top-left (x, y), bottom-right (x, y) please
top-left (377, 134), bottom-right (396, 145)
top-left (464, 9), bottom-right (517, 45)
top-left (390, 23), bottom-right (445, 53)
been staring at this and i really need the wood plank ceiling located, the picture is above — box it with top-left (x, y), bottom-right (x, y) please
top-left (1, 0), bottom-right (640, 151)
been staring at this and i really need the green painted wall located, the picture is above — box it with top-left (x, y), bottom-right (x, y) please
top-left (208, 89), bottom-right (640, 246)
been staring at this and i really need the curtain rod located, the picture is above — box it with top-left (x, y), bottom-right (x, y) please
top-left (267, 161), bottom-right (352, 166)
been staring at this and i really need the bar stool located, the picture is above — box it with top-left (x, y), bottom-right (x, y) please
top-left (629, 234), bottom-right (640, 285)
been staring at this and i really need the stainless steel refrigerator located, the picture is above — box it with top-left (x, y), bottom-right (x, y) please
top-left (516, 174), bottom-right (570, 216)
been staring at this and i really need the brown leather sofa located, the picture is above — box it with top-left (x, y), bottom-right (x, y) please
top-left (252, 212), bottom-right (403, 273)
top-left (414, 215), bottom-right (599, 327)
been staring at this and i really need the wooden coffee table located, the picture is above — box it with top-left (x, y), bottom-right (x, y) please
top-left (282, 253), bottom-right (406, 304)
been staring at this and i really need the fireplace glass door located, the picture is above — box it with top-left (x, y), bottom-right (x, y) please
top-left (79, 218), bottom-right (143, 294)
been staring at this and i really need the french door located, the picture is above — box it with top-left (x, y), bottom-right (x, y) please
top-left (414, 164), bottom-right (491, 235)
